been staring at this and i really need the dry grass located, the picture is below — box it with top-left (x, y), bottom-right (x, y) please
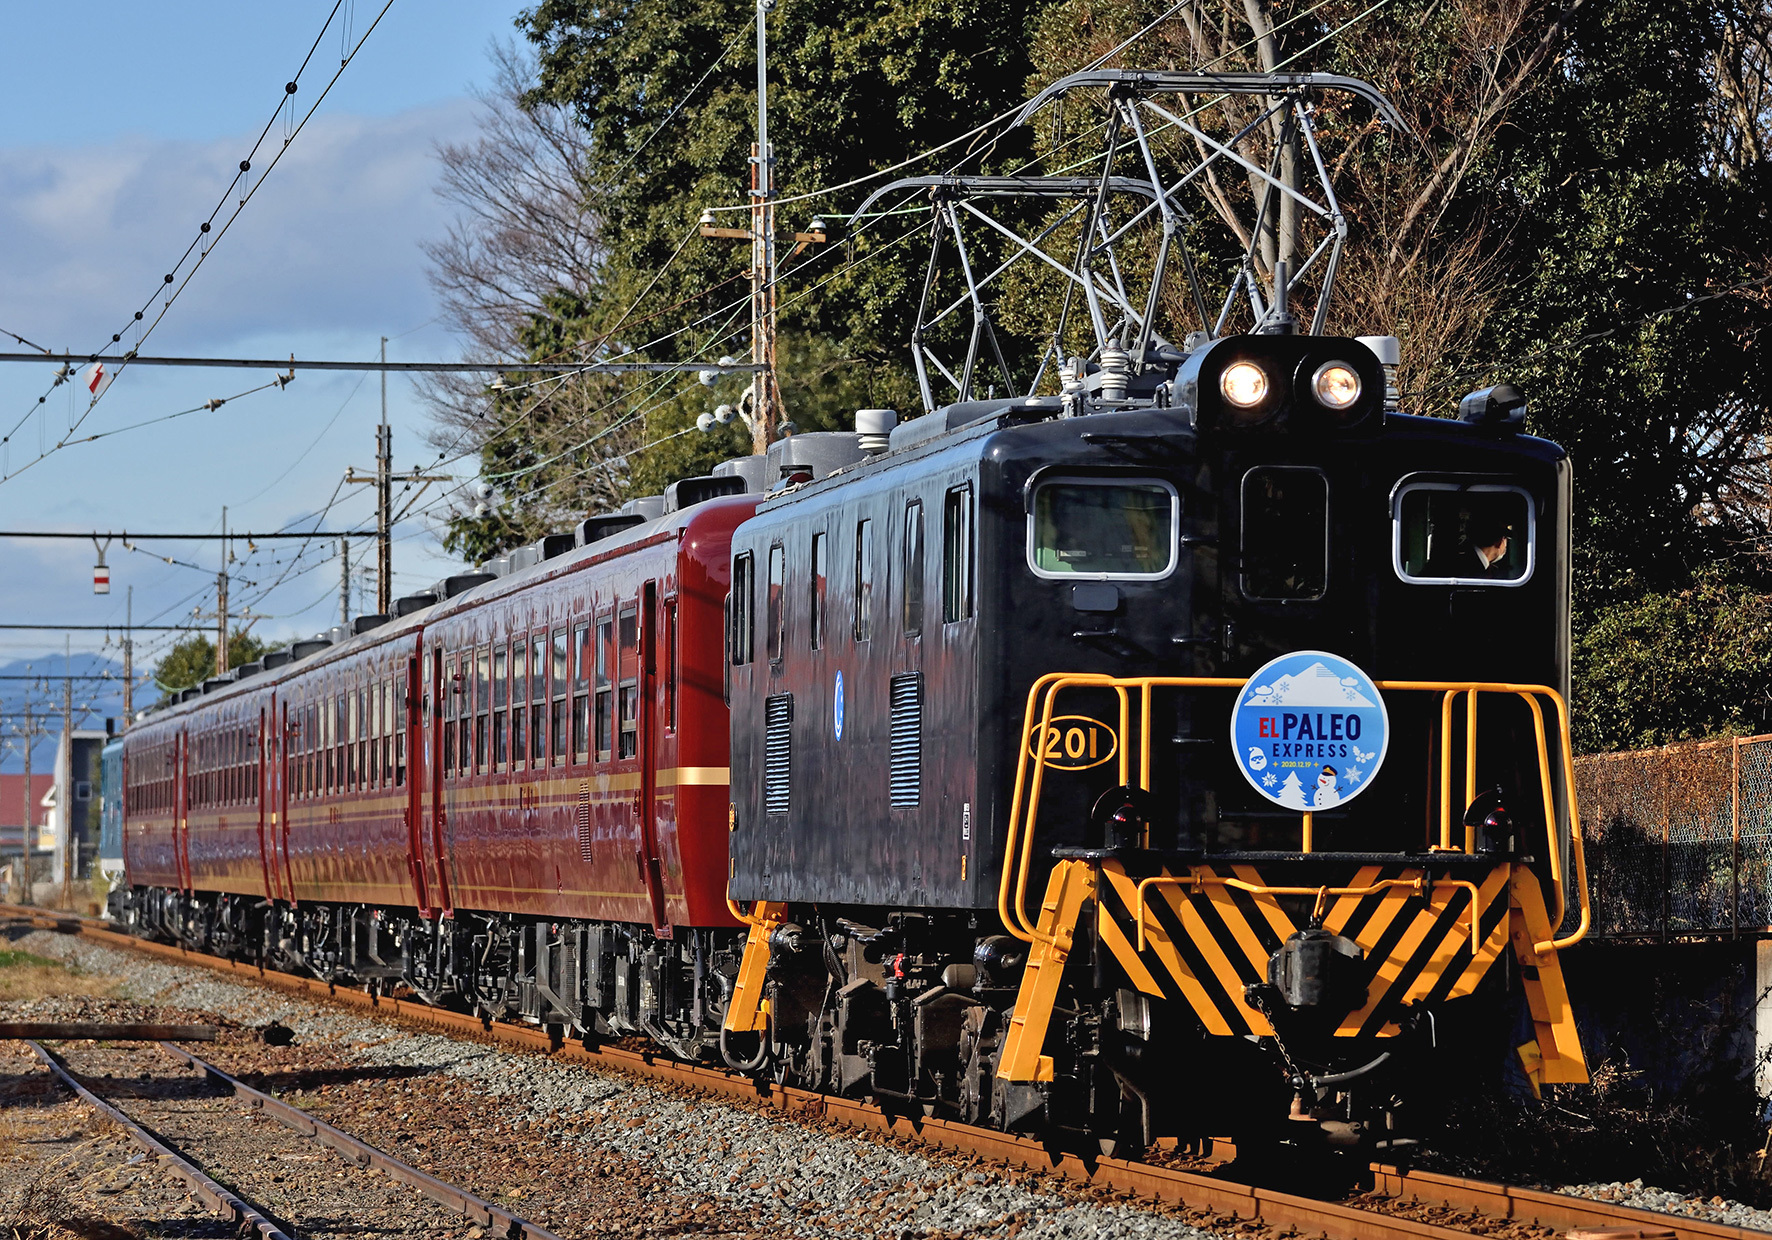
top-left (0, 952), bottom-right (118, 1004)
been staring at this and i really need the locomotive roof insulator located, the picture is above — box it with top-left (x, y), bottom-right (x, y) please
top-left (1174, 333), bottom-right (1386, 436)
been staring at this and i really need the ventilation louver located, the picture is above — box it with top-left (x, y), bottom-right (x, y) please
top-left (764, 694), bottom-right (793, 815)
top-left (889, 673), bottom-right (923, 809)
top-left (576, 782), bottom-right (592, 861)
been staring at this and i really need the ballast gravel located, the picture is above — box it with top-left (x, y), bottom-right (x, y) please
top-left (5, 926), bottom-right (1233, 1240)
top-left (1559, 1178), bottom-right (1772, 1233)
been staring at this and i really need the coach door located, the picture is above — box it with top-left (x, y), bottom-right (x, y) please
top-left (174, 729), bottom-right (193, 893)
top-left (422, 647), bottom-right (453, 915)
top-left (635, 584), bottom-right (669, 935)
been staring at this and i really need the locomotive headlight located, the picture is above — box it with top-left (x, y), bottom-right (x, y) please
top-left (1312, 361), bottom-right (1362, 410)
top-left (1220, 361), bottom-right (1269, 408)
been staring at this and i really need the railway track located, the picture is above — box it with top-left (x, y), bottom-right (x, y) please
top-left (20, 1024), bottom-right (564, 1240)
top-left (1, 905), bottom-right (1741, 1240)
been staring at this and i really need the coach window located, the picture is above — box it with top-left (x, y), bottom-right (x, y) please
top-left (352, 686), bottom-right (365, 789)
top-left (664, 598), bottom-right (679, 732)
top-left (550, 628), bottom-right (570, 766)
top-left (943, 484), bottom-right (974, 622)
top-left (395, 671), bottom-right (408, 786)
top-left (1029, 477), bottom-right (1178, 579)
top-left (382, 677), bottom-right (394, 785)
top-left (809, 533), bottom-right (827, 651)
top-left (442, 655), bottom-right (458, 778)
top-left (492, 643), bottom-right (509, 769)
top-left (1241, 467), bottom-right (1329, 601)
top-left (509, 640), bottom-right (527, 771)
top-left (903, 501), bottom-right (925, 636)
top-left (307, 704), bottom-right (319, 796)
top-left (529, 634), bottom-right (548, 764)
top-left (618, 605), bottom-right (639, 759)
top-left (573, 621), bottom-right (592, 763)
top-left (595, 618), bottom-right (613, 760)
top-left (730, 552), bottom-right (755, 665)
top-left (474, 646), bottom-right (491, 773)
top-left (854, 520), bottom-right (874, 642)
top-left (326, 694), bottom-right (338, 795)
top-left (1394, 482), bottom-right (1534, 586)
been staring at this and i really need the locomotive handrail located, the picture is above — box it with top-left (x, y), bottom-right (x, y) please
top-left (1002, 675), bottom-right (1591, 955)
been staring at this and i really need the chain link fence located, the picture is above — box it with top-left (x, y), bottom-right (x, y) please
top-left (1576, 734), bottom-right (1772, 938)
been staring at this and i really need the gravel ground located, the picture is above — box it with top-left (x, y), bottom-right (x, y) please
top-left (3, 926), bottom-right (1238, 1240)
top-left (1559, 1178), bottom-right (1772, 1232)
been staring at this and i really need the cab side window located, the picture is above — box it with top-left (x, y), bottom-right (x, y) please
top-left (1394, 482), bottom-right (1534, 585)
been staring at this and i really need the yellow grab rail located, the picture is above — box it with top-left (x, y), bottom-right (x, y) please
top-left (1001, 676), bottom-right (1591, 955)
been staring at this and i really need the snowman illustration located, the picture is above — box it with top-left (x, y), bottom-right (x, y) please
top-left (1313, 765), bottom-right (1342, 808)
top-left (1247, 747), bottom-right (1268, 771)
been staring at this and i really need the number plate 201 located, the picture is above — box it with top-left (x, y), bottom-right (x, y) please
top-left (1026, 716), bottom-right (1117, 771)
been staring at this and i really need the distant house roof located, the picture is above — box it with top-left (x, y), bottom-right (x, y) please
top-left (0, 774), bottom-right (52, 827)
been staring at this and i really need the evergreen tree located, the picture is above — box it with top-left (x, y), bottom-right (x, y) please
top-left (153, 633), bottom-right (268, 706)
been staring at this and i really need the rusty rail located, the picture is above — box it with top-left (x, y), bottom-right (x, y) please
top-left (24, 1039), bottom-right (293, 1240)
top-left (10, 906), bottom-right (1752, 1240)
top-left (156, 1042), bottom-right (563, 1240)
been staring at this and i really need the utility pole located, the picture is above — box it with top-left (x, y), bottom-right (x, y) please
top-left (750, 0), bottom-right (778, 457)
top-left (19, 694), bottom-right (33, 906)
top-left (344, 342), bottom-right (450, 616)
top-left (121, 586), bottom-right (133, 728)
top-left (695, 1), bottom-right (827, 456)
top-left (215, 506), bottom-right (229, 676)
top-left (377, 336), bottom-right (391, 614)
top-left (339, 537), bottom-right (351, 625)
top-left (60, 641), bottom-right (72, 910)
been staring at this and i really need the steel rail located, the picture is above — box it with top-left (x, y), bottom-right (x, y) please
top-left (9, 907), bottom-right (1749, 1240)
top-left (22, 1039), bottom-right (294, 1240)
top-left (155, 1041), bottom-right (565, 1240)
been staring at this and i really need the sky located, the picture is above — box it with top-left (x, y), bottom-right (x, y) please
top-left (0, 2), bottom-right (531, 766)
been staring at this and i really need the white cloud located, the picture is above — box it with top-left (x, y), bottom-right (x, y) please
top-left (0, 99), bottom-right (478, 349)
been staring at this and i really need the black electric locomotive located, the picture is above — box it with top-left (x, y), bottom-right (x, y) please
top-left (721, 330), bottom-right (1588, 1149)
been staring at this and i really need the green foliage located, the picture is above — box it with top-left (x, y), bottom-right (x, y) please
top-left (153, 632), bottom-right (269, 704)
top-left (1478, 0), bottom-right (1772, 604)
top-left (1574, 566), bottom-right (1772, 752)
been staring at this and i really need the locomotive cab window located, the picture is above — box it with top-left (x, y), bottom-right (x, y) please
top-left (1240, 467), bottom-right (1328, 601)
top-left (1029, 478), bottom-right (1178, 579)
top-left (766, 543), bottom-right (786, 662)
top-left (730, 552), bottom-right (754, 665)
top-left (903, 501), bottom-right (925, 636)
top-left (943, 483), bottom-right (974, 622)
top-left (1394, 481), bottom-right (1534, 586)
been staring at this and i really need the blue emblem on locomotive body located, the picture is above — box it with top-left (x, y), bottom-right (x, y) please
top-left (834, 670), bottom-right (845, 740)
top-left (1230, 650), bottom-right (1389, 810)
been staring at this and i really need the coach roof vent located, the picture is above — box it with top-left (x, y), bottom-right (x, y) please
top-left (438, 572), bottom-right (496, 600)
top-left (262, 649), bottom-right (292, 669)
top-left (290, 636), bottom-right (330, 661)
top-left (665, 474), bottom-right (748, 513)
top-left (537, 533), bottom-right (575, 560)
top-left (235, 661), bottom-right (263, 679)
top-left (621, 495), bottom-right (666, 521)
top-left (202, 675), bottom-right (232, 694)
top-left (394, 591), bottom-right (437, 617)
top-left (180, 687), bottom-right (202, 702)
top-left (712, 455), bottom-right (767, 493)
top-left (577, 514), bottom-right (645, 546)
top-left (484, 553), bottom-right (512, 577)
top-left (352, 613), bottom-right (391, 636)
top-left (507, 545), bottom-right (541, 573)
top-left (766, 431), bottom-right (863, 486)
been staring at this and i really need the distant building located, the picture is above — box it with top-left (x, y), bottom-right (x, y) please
top-left (47, 729), bottom-right (106, 886)
top-left (0, 773), bottom-right (52, 857)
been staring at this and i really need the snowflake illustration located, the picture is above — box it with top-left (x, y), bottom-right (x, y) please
top-left (1262, 772), bottom-right (1278, 788)
top-left (1347, 767), bottom-right (1364, 784)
